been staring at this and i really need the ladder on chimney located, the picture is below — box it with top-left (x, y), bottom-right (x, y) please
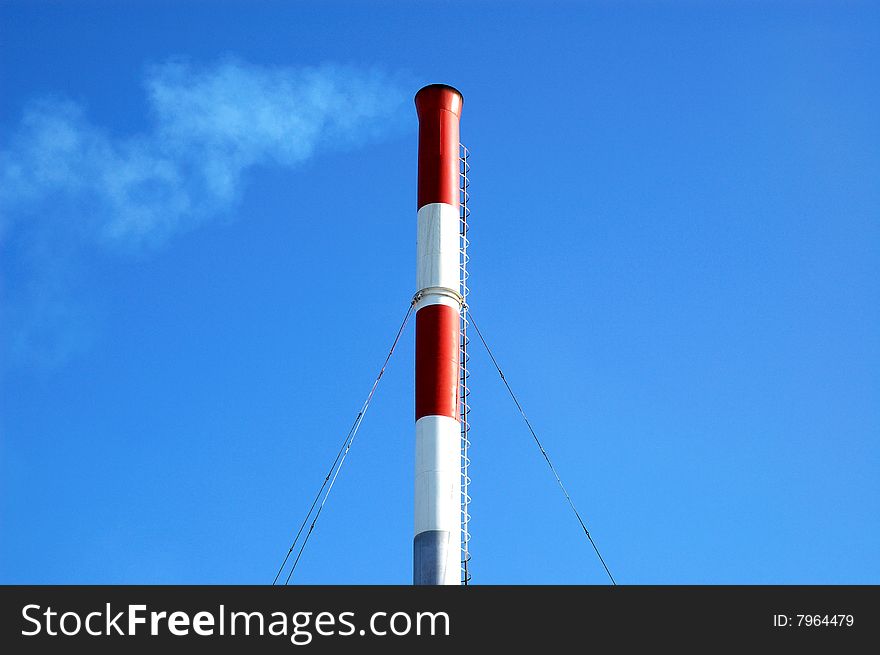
top-left (459, 143), bottom-right (472, 585)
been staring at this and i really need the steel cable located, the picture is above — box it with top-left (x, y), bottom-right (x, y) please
top-left (469, 313), bottom-right (617, 586)
top-left (273, 296), bottom-right (418, 584)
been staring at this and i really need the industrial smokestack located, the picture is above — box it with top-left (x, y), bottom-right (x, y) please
top-left (413, 84), bottom-right (464, 586)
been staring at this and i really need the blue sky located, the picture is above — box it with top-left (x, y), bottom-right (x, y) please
top-left (1, 1), bottom-right (877, 584)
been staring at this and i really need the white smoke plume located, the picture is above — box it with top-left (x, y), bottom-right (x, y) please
top-left (0, 58), bottom-right (409, 366)
top-left (1, 58), bottom-right (407, 245)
